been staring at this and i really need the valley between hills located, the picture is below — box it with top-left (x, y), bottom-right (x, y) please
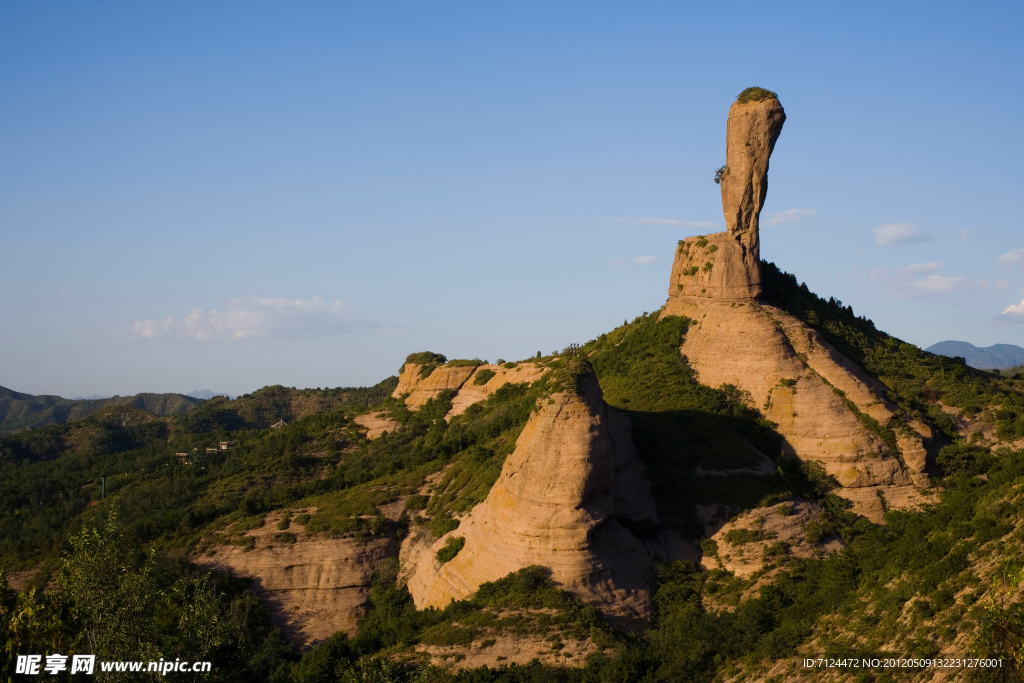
top-left (3, 89), bottom-right (1023, 682)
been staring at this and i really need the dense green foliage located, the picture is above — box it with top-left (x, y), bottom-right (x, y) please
top-left (736, 86), bottom-right (778, 104)
top-left (2, 512), bottom-right (295, 681)
top-left (0, 379), bottom-right (398, 571)
top-left (435, 536), bottom-right (466, 563)
top-left (473, 369), bottom-right (497, 386)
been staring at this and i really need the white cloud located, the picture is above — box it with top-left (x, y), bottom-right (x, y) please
top-left (612, 256), bottom-right (660, 266)
top-left (607, 217), bottom-right (718, 229)
top-left (124, 297), bottom-right (396, 341)
top-left (870, 262), bottom-right (1007, 300)
top-left (995, 297), bottom-right (1024, 325)
top-left (872, 223), bottom-right (932, 246)
top-left (899, 262), bottom-right (943, 276)
top-left (995, 248), bottom-right (1024, 264)
top-left (765, 208), bottom-right (816, 226)
top-left (960, 229), bottom-right (970, 242)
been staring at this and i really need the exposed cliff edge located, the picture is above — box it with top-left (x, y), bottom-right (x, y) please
top-left (402, 364), bottom-right (658, 628)
top-left (663, 89), bottom-right (931, 521)
top-left (393, 360), bottom-right (549, 415)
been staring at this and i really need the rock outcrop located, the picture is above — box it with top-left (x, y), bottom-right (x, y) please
top-left (446, 363), bottom-right (549, 417)
top-left (721, 95), bottom-right (786, 242)
top-left (394, 363), bottom-right (478, 409)
top-left (403, 366), bottom-right (657, 628)
top-left (670, 94), bottom-right (785, 300)
top-left (700, 501), bottom-right (842, 579)
top-left (662, 89), bottom-right (930, 521)
top-left (352, 411), bottom-right (400, 439)
top-left (393, 361), bottom-right (549, 415)
top-left (194, 509), bottom-right (397, 650)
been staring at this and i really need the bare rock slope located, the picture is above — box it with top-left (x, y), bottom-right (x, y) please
top-left (663, 90), bottom-right (931, 521)
top-left (403, 366), bottom-right (658, 627)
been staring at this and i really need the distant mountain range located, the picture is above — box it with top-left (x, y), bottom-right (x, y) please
top-left (0, 386), bottom-right (202, 433)
top-left (925, 341), bottom-right (1024, 369)
top-left (185, 389), bottom-right (235, 400)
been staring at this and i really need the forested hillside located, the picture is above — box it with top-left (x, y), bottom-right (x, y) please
top-left (0, 386), bottom-right (203, 433)
top-left (2, 267), bottom-right (1023, 682)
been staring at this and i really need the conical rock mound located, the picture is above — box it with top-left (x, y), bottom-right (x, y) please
top-left (663, 90), bottom-right (931, 521)
top-left (402, 367), bottom-right (657, 626)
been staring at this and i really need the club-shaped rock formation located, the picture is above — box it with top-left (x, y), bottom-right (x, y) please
top-left (664, 89), bottom-right (932, 521)
top-left (403, 366), bottom-right (658, 628)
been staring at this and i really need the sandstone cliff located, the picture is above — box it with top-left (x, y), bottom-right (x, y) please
top-left (393, 361), bottom-right (548, 415)
top-left (403, 365), bottom-right (657, 628)
top-left (662, 89), bottom-right (930, 521)
top-left (194, 509), bottom-right (396, 650)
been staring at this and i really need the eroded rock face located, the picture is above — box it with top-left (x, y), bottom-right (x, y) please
top-left (661, 91), bottom-right (931, 519)
top-left (447, 363), bottom-right (550, 417)
top-left (669, 232), bottom-right (762, 300)
top-left (194, 510), bottom-right (397, 650)
top-left (403, 369), bottom-right (657, 628)
top-left (393, 362), bottom-right (549, 413)
top-left (721, 97), bottom-right (786, 243)
top-left (668, 96), bottom-right (785, 301)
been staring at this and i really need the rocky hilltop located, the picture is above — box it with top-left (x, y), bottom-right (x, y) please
top-left (664, 88), bottom-right (932, 520)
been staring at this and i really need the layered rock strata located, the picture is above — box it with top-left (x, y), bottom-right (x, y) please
top-left (393, 363), bottom-right (477, 409)
top-left (662, 91), bottom-right (930, 521)
top-left (194, 509), bottom-right (396, 650)
top-left (393, 362), bottom-right (548, 414)
top-left (446, 363), bottom-right (549, 417)
top-left (403, 368), bottom-right (657, 627)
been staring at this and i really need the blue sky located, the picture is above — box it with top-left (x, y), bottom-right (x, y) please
top-left (2, 1), bottom-right (1022, 397)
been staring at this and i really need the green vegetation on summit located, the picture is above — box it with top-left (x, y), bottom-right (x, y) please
top-left (736, 86), bottom-right (779, 104)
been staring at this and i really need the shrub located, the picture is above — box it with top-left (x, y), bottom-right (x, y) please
top-left (403, 494), bottom-right (429, 511)
top-left (277, 512), bottom-right (291, 530)
top-left (714, 165), bottom-right (729, 185)
top-left (436, 536), bottom-right (466, 563)
top-left (724, 528), bottom-right (772, 545)
top-left (937, 443), bottom-right (993, 477)
top-left (473, 369), bottom-right (497, 386)
top-left (427, 515), bottom-right (460, 537)
top-left (273, 531), bottom-right (297, 544)
top-left (737, 86), bottom-right (778, 104)
top-left (419, 622), bottom-right (477, 646)
top-left (403, 351), bottom-right (447, 367)
top-left (447, 359), bottom-right (484, 368)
